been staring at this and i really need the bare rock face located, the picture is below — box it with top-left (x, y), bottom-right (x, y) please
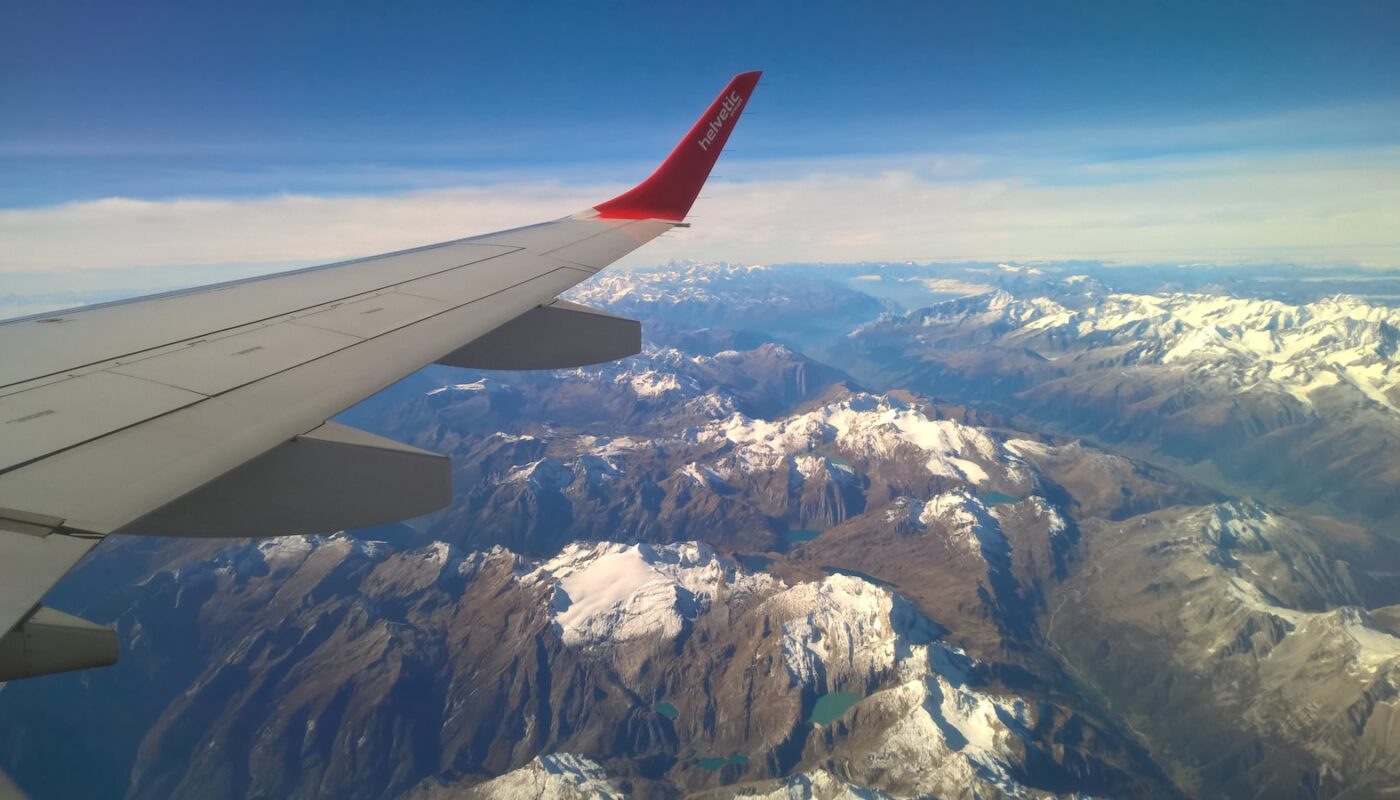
top-left (59, 536), bottom-right (1162, 800)
top-left (409, 386), bottom-right (1050, 560)
top-left (1044, 499), bottom-right (1400, 797)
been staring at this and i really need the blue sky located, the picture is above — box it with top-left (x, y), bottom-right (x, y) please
top-left (2, 0), bottom-right (1400, 299)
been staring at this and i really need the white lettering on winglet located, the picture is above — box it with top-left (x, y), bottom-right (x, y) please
top-left (697, 91), bottom-right (745, 152)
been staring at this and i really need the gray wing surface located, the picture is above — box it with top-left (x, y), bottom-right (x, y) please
top-left (0, 216), bottom-right (673, 537)
top-left (0, 217), bottom-right (668, 646)
top-left (0, 70), bottom-right (761, 689)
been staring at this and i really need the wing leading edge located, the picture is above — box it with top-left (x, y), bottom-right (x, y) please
top-left (0, 71), bottom-right (761, 685)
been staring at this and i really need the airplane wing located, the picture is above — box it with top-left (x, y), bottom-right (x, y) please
top-left (0, 71), bottom-right (761, 684)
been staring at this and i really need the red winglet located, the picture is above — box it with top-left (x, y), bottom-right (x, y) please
top-left (592, 71), bottom-right (761, 221)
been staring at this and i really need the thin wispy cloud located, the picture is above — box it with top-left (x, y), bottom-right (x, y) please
top-left (3, 140), bottom-right (1398, 293)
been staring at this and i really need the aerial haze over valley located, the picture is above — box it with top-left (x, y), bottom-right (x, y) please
top-left (5, 259), bottom-right (1400, 798)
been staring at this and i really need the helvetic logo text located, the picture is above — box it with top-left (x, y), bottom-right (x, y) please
top-left (697, 91), bottom-right (745, 151)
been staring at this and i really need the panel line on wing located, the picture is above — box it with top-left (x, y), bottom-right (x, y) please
top-left (0, 264), bottom-right (593, 480)
top-left (0, 372), bottom-right (208, 472)
top-left (2, 266), bottom-right (596, 533)
top-left (0, 245), bottom-right (529, 391)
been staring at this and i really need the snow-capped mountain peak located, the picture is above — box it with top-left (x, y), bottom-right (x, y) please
top-left (465, 753), bottom-right (626, 799)
top-left (530, 542), bottom-right (774, 648)
top-left (701, 393), bottom-right (1028, 487)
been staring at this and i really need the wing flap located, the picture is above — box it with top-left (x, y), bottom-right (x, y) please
top-left (130, 421), bottom-right (450, 538)
top-left (0, 525), bottom-right (99, 638)
top-left (0, 606), bottom-right (119, 681)
top-left (437, 300), bottom-right (641, 371)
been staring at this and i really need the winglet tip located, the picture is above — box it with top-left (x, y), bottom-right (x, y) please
top-left (592, 71), bottom-right (761, 221)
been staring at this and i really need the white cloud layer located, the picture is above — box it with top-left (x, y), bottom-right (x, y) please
top-left (3, 146), bottom-right (1399, 298)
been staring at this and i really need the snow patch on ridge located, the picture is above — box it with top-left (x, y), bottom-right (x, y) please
top-left (1200, 500), bottom-right (1287, 552)
top-left (769, 575), bottom-right (907, 688)
top-left (468, 753), bottom-right (625, 799)
top-left (628, 370), bottom-right (683, 398)
top-left (759, 573), bottom-right (1043, 797)
top-left (1227, 579), bottom-right (1400, 673)
top-left (732, 769), bottom-right (896, 799)
top-left (511, 538), bottom-right (1052, 798)
top-left (533, 542), bottom-right (773, 648)
top-left (918, 490), bottom-right (1005, 554)
top-left (700, 394), bottom-right (1021, 485)
top-left (856, 674), bottom-right (1033, 797)
top-left (935, 290), bottom-right (1400, 413)
top-left (1003, 438), bottom-right (1053, 459)
top-left (258, 536), bottom-right (315, 565)
top-left (425, 378), bottom-right (509, 397)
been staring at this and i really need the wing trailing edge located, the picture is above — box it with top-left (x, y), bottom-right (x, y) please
top-left (127, 422), bottom-right (451, 538)
top-left (437, 300), bottom-right (640, 370)
top-left (0, 606), bottom-right (118, 682)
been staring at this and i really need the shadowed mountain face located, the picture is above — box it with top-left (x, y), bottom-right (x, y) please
top-left (3, 262), bottom-right (1400, 799)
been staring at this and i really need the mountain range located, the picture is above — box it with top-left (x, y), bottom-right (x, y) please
top-left (3, 261), bottom-right (1399, 799)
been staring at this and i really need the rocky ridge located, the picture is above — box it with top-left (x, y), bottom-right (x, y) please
top-left (841, 286), bottom-right (1400, 533)
top-left (51, 535), bottom-right (1165, 799)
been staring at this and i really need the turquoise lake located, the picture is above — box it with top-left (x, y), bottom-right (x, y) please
top-left (809, 692), bottom-right (861, 725)
top-left (981, 490), bottom-right (1020, 505)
